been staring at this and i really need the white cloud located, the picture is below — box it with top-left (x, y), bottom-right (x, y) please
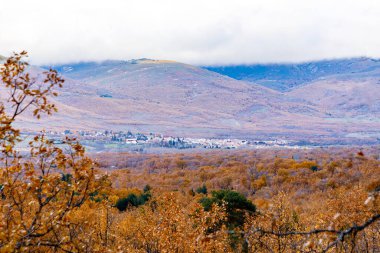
top-left (0, 0), bottom-right (379, 65)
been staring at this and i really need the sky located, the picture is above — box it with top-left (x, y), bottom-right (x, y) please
top-left (1, 0), bottom-right (379, 65)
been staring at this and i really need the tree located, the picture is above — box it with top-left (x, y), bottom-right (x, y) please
top-left (200, 189), bottom-right (256, 229)
top-left (175, 159), bottom-right (187, 170)
top-left (0, 52), bottom-right (106, 251)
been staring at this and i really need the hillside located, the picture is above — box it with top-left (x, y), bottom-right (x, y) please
top-left (205, 57), bottom-right (380, 91)
top-left (40, 59), bottom-right (323, 138)
top-left (288, 78), bottom-right (380, 117)
top-left (3, 58), bottom-right (377, 144)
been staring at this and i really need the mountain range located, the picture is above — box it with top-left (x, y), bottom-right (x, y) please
top-left (205, 57), bottom-right (380, 91)
top-left (1, 56), bottom-right (379, 145)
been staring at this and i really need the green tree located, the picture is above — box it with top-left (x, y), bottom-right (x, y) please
top-left (115, 191), bottom-right (151, 211)
top-left (200, 189), bottom-right (256, 228)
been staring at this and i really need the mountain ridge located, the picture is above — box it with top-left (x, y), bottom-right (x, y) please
top-left (204, 57), bottom-right (380, 91)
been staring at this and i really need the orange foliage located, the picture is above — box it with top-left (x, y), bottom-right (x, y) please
top-left (0, 52), bottom-right (379, 252)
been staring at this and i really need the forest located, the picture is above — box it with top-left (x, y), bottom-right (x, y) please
top-left (0, 52), bottom-right (379, 252)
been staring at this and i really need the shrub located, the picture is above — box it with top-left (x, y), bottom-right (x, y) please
top-left (310, 165), bottom-right (319, 172)
top-left (196, 184), bottom-right (208, 194)
top-left (143, 184), bottom-right (152, 193)
top-left (115, 191), bottom-right (151, 211)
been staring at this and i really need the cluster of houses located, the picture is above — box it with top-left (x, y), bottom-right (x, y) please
top-left (40, 130), bottom-right (292, 150)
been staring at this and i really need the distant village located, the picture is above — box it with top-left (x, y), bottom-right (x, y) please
top-left (30, 129), bottom-right (295, 151)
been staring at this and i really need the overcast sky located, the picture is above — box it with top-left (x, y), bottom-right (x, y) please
top-left (1, 0), bottom-right (379, 65)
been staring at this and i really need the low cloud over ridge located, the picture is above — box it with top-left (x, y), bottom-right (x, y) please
top-left (1, 0), bottom-right (379, 65)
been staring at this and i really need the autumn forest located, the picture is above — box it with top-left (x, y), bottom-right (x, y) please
top-left (0, 52), bottom-right (379, 252)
